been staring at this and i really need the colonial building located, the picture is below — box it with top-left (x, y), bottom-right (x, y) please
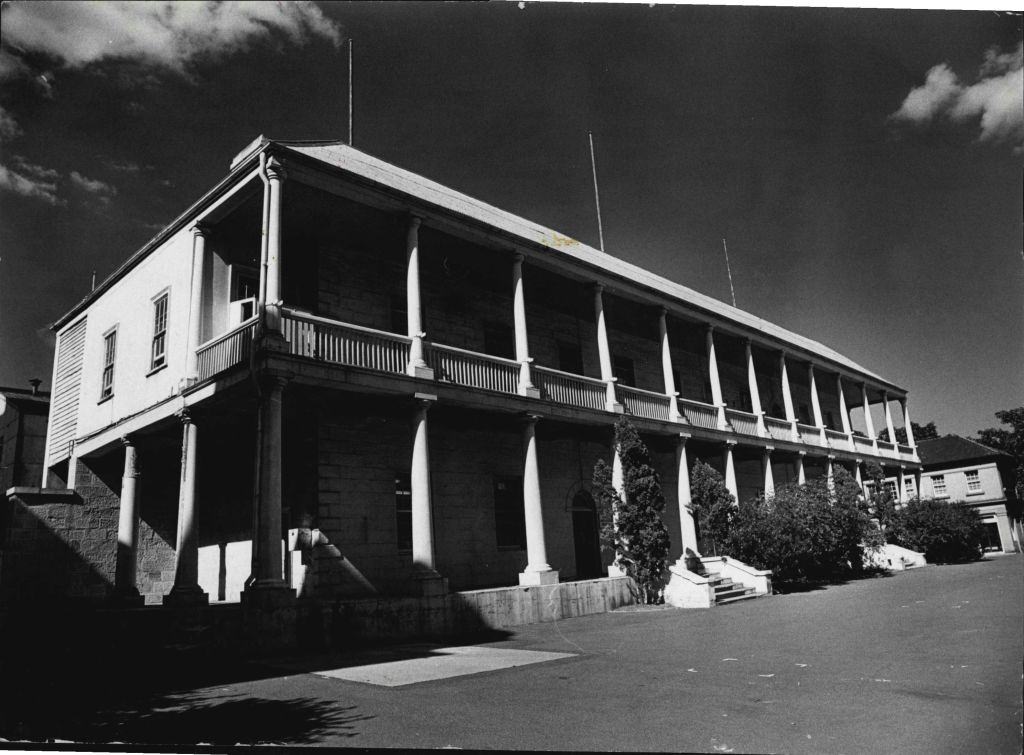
top-left (912, 435), bottom-right (1021, 554)
top-left (8, 137), bottom-right (922, 632)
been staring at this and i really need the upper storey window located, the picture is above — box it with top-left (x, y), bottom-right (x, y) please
top-left (100, 328), bottom-right (117, 400)
top-left (150, 293), bottom-right (169, 371)
top-left (965, 470), bottom-right (983, 494)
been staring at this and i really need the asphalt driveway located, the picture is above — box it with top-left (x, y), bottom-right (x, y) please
top-left (4, 555), bottom-right (1021, 752)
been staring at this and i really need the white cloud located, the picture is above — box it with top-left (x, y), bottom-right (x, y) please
top-left (12, 156), bottom-right (59, 181)
top-left (890, 42), bottom-right (1024, 152)
top-left (0, 162), bottom-right (63, 205)
top-left (0, 106), bottom-right (22, 140)
top-left (0, 1), bottom-right (341, 78)
top-left (70, 170), bottom-right (117, 202)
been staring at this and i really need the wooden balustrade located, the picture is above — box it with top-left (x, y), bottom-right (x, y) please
top-left (853, 435), bottom-right (875, 453)
top-left (825, 428), bottom-right (852, 452)
top-left (619, 385), bottom-right (672, 421)
top-left (678, 398), bottom-right (719, 430)
top-left (427, 343), bottom-right (519, 395)
top-left (726, 408), bottom-right (760, 437)
top-left (195, 320), bottom-right (256, 382)
top-left (798, 423), bottom-right (825, 446)
top-left (764, 416), bottom-right (794, 441)
top-left (534, 366), bottom-right (606, 411)
top-left (281, 310), bottom-right (411, 374)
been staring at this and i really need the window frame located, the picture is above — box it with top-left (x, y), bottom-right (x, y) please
top-left (148, 289), bottom-right (170, 374)
top-left (931, 474), bottom-right (947, 498)
top-left (99, 326), bottom-right (118, 402)
top-left (965, 469), bottom-right (983, 495)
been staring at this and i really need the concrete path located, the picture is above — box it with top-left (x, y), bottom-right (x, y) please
top-left (4, 555), bottom-right (1022, 752)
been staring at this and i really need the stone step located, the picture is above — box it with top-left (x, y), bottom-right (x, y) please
top-left (714, 585), bottom-right (754, 601)
top-left (716, 591), bottom-right (760, 605)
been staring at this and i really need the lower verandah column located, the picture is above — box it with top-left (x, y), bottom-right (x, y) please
top-left (164, 410), bottom-right (208, 607)
top-left (676, 433), bottom-right (701, 569)
top-left (519, 414), bottom-right (558, 586)
top-left (410, 393), bottom-right (447, 596)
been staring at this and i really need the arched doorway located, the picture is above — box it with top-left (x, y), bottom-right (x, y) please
top-left (571, 490), bottom-right (603, 579)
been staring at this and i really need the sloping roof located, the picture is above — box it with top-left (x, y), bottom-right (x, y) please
top-left (916, 434), bottom-right (1010, 466)
top-left (276, 140), bottom-right (901, 390)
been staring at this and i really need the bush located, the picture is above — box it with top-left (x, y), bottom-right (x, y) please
top-left (688, 460), bottom-right (736, 554)
top-left (720, 468), bottom-right (881, 586)
top-left (888, 498), bottom-right (984, 563)
top-left (591, 419), bottom-right (671, 603)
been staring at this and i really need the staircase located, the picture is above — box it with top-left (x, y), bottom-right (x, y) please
top-left (699, 556), bottom-right (767, 606)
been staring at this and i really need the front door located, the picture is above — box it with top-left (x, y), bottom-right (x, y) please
top-left (571, 491), bottom-right (603, 579)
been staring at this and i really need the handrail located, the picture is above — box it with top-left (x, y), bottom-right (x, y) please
top-left (534, 365), bottom-right (606, 386)
top-left (195, 316), bottom-right (258, 353)
top-left (282, 307), bottom-right (412, 344)
top-left (426, 340), bottom-right (520, 367)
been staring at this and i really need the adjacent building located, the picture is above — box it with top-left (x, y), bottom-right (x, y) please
top-left (7, 137), bottom-right (923, 631)
top-left (913, 435), bottom-right (1021, 554)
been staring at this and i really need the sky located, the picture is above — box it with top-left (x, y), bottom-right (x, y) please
top-left (0, 1), bottom-right (1021, 438)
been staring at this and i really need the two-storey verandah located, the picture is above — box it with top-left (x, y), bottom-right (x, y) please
top-left (53, 138), bottom-right (922, 611)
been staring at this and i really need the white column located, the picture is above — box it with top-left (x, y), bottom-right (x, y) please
top-left (264, 158), bottom-right (286, 333)
top-left (512, 253), bottom-right (539, 398)
top-left (780, 352), bottom-right (799, 440)
top-left (896, 467), bottom-right (906, 504)
top-left (861, 383), bottom-right (878, 450)
top-left (114, 436), bottom-right (142, 603)
top-left (593, 284), bottom-right (620, 411)
top-left (185, 226), bottom-right (207, 381)
top-left (411, 394), bottom-right (445, 594)
top-left (826, 455), bottom-right (836, 495)
top-left (913, 469), bottom-right (922, 499)
top-left (724, 441), bottom-right (738, 504)
top-left (706, 326), bottom-right (727, 429)
top-left (901, 398), bottom-right (916, 448)
top-left (676, 434), bottom-right (699, 562)
top-left (854, 459), bottom-right (864, 495)
top-left (797, 451), bottom-right (807, 485)
top-left (406, 216), bottom-right (433, 379)
top-left (659, 307), bottom-right (681, 420)
top-left (250, 375), bottom-right (289, 592)
top-left (837, 375), bottom-right (853, 435)
top-left (745, 339), bottom-right (766, 435)
top-left (165, 411), bottom-right (208, 606)
top-left (883, 392), bottom-right (897, 445)
top-left (763, 446), bottom-right (775, 498)
top-left (808, 364), bottom-right (824, 428)
top-left (607, 438), bottom-right (625, 576)
top-left (519, 415), bottom-right (557, 585)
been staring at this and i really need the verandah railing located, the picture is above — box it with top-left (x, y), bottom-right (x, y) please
top-left (195, 319), bottom-right (256, 382)
top-left (534, 366), bottom-right (606, 411)
top-left (725, 408), bottom-right (761, 437)
top-left (764, 416), bottom-right (795, 442)
top-left (427, 342), bottom-right (519, 395)
top-left (825, 428), bottom-right (852, 452)
top-left (798, 423), bottom-right (825, 446)
top-left (678, 398), bottom-right (719, 430)
top-left (281, 310), bottom-right (410, 375)
top-left (619, 385), bottom-right (672, 422)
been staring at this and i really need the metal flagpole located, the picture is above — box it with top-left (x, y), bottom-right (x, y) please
top-left (588, 131), bottom-right (605, 252)
top-left (722, 238), bottom-right (736, 307)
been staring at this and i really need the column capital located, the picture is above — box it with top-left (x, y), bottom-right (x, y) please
top-left (677, 432), bottom-right (691, 444)
top-left (191, 223), bottom-right (210, 239)
top-left (798, 450), bottom-right (807, 457)
top-left (706, 323), bottom-right (716, 335)
top-left (413, 392), bottom-right (437, 410)
top-left (265, 157), bottom-right (287, 182)
top-left (259, 370), bottom-right (293, 392)
top-left (176, 407), bottom-right (193, 425)
top-left (591, 281), bottom-right (605, 295)
top-left (521, 412), bottom-right (542, 426)
top-left (120, 434), bottom-right (135, 448)
top-left (854, 457), bottom-right (863, 464)
top-left (724, 439), bottom-right (737, 448)
top-left (512, 250), bottom-right (525, 265)
top-left (407, 213), bottom-right (422, 229)
top-left (658, 304), bottom-right (669, 318)
top-left (827, 454), bottom-right (837, 460)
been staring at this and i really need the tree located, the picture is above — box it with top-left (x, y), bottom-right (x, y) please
top-left (888, 497), bottom-right (984, 563)
top-left (591, 419), bottom-right (671, 604)
top-left (878, 421), bottom-right (939, 445)
top-left (975, 407), bottom-right (1024, 502)
top-left (688, 460), bottom-right (736, 554)
top-left (864, 461), bottom-right (896, 533)
top-left (723, 468), bottom-right (881, 586)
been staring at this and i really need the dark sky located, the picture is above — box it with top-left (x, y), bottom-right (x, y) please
top-left (1, 2), bottom-right (1021, 436)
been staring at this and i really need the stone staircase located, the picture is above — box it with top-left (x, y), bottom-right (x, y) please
top-left (704, 570), bottom-right (759, 605)
top-left (664, 554), bottom-right (771, 609)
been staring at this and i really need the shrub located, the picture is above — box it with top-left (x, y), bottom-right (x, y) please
top-left (720, 468), bottom-right (881, 586)
top-left (888, 498), bottom-right (984, 563)
top-left (591, 419), bottom-right (671, 603)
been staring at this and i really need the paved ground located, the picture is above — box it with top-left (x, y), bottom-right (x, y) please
top-left (3, 555), bottom-right (1021, 752)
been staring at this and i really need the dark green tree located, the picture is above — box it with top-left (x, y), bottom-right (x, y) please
top-left (878, 421), bottom-right (939, 444)
top-left (688, 460), bottom-right (736, 555)
top-left (864, 461), bottom-right (897, 533)
top-left (591, 418), bottom-right (671, 604)
top-left (975, 407), bottom-right (1024, 501)
top-left (888, 497), bottom-right (984, 563)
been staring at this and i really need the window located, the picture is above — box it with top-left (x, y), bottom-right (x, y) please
top-left (931, 474), bottom-right (947, 497)
top-left (494, 476), bottom-right (526, 549)
top-left (150, 293), bottom-right (168, 371)
top-left (904, 476), bottom-right (915, 498)
top-left (965, 470), bottom-right (983, 494)
top-left (395, 472), bottom-right (412, 551)
top-left (484, 322), bottom-right (515, 360)
top-left (884, 480), bottom-right (897, 499)
top-left (557, 341), bottom-right (584, 375)
top-left (612, 355), bottom-right (635, 387)
top-left (100, 328), bottom-right (117, 400)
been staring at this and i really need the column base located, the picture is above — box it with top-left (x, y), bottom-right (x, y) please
top-left (241, 584), bottom-right (297, 654)
top-left (407, 364), bottom-right (435, 380)
top-left (108, 590), bottom-right (145, 608)
top-left (414, 572), bottom-right (449, 597)
top-left (519, 569), bottom-right (559, 586)
top-left (607, 563), bottom-right (627, 577)
top-left (676, 550), bottom-right (703, 573)
top-left (606, 402), bottom-right (624, 414)
top-left (162, 584), bottom-right (209, 609)
top-left (519, 385), bottom-right (542, 399)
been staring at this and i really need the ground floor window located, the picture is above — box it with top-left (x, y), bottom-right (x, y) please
top-left (494, 476), bottom-right (526, 549)
top-left (979, 520), bottom-right (1001, 552)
